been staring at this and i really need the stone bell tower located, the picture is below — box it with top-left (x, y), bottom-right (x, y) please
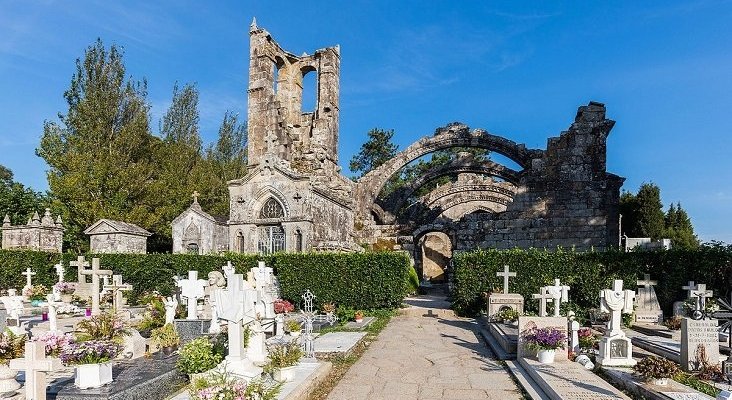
top-left (246, 18), bottom-right (340, 176)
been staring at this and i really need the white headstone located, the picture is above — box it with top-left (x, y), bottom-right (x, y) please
top-left (597, 280), bottom-right (636, 367)
top-left (222, 261), bottom-right (235, 280)
top-left (103, 275), bottom-right (132, 311)
top-left (681, 318), bottom-right (720, 372)
top-left (9, 341), bottom-right (61, 400)
top-left (532, 287), bottom-right (552, 317)
top-left (496, 265), bottom-right (516, 295)
top-left (546, 278), bottom-right (570, 317)
top-left (176, 271), bottom-right (207, 320)
top-left (635, 273), bottom-right (663, 324)
top-left (54, 262), bottom-right (65, 283)
top-left (22, 267), bottom-right (36, 294)
top-left (79, 258), bottom-right (113, 316)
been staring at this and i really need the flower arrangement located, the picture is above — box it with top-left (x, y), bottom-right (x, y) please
top-left (577, 328), bottom-right (597, 350)
top-left (56, 303), bottom-right (83, 315)
top-left (354, 310), bottom-right (364, 321)
top-left (521, 326), bottom-right (567, 351)
top-left (664, 316), bottom-right (683, 331)
top-left (273, 299), bottom-right (294, 314)
top-left (322, 302), bottom-right (336, 314)
top-left (176, 337), bottom-right (223, 375)
top-left (24, 284), bottom-right (49, 301)
top-left (37, 331), bottom-right (74, 357)
top-left (494, 308), bottom-right (520, 323)
top-left (190, 370), bottom-right (281, 400)
top-left (0, 329), bottom-right (26, 365)
top-left (53, 282), bottom-right (76, 295)
top-left (285, 320), bottom-right (301, 333)
top-left (265, 341), bottom-right (304, 372)
top-left (633, 356), bottom-right (679, 380)
top-left (151, 323), bottom-right (180, 349)
top-left (75, 311), bottom-right (130, 342)
top-left (60, 340), bottom-right (122, 365)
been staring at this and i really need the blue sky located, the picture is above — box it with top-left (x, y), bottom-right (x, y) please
top-left (1, 1), bottom-right (731, 243)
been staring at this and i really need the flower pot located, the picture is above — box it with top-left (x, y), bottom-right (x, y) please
top-left (355, 317), bottom-right (363, 323)
top-left (0, 363), bottom-right (20, 396)
top-left (30, 300), bottom-right (42, 307)
top-left (74, 362), bottom-right (113, 389)
top-left (61, 294), bottom-right (73, 303)
top-left (290, 330), bottom-right (301, 338)
top-left (161, 346), bottom-right (177, 356)
top-left (537, 349), bottom-right (556, 364)
top-left (273, 365), bottom-right (297, 382)
top-left (650, 377), bottom-right (669, 386)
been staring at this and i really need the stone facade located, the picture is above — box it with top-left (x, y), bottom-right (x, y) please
top-left (171, 200), bottom-right (229, 254)
top-left (1, 209), bottom-right (63, 253)
top-left (84, 219), bottom-right (152, 254)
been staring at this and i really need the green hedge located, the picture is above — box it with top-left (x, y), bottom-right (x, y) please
top-left (452, 245), bottom-right (732, 317)
top-left (0, 250), bottom-right (410, 310)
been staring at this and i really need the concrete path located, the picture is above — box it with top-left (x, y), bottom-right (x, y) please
top-left (327, 295), bottom-right (524, 400)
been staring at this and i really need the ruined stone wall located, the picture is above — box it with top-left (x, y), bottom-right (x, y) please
top-left (454, 102), bottom-right (623, 251)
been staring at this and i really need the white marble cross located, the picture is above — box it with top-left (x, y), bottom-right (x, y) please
top-left (546, 278), bottom-right (570, 317)
top-left (79, 258), bottom-right (113, 316)
top-left (9, 341), bottom-right (61, 400)
top-left (600, 280), bottom-right (635, 336)
top-left (689, 283), bottom-right (714, 311)
top-left (103, 275), bottom-right (133, 311)
top-left (22, 267), bottom-right (36, 293)
top-left (496, 265), bottom-right (516, 295)
top-left (222, 261), bottom-right (235, 280)
top-left (637, 274), bottom-right (657, 289)
top-left (176, 271), bottom-right (207, 320)
top-left (682, 281), bottom-right (697, 298)
top-left (213, 273), bottom-right (260, 378)
top-left (253, 261), bottom-right (273, 288)
top-left (0, 295), bottom-right (24, 322)
top-left (54, 262), bottom-right (65, 283)
top-left (532, 287), bottom-right (552, 317)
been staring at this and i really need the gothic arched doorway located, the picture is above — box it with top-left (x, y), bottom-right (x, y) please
top-left (257, 197), bottom-right (286, 254)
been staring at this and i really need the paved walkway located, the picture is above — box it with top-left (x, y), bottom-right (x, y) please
top-left (327, 295), bottom-right (524, 400)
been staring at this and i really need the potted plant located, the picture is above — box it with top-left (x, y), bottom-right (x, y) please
top-left (54, 282), bottom-right (77, 303)
top-left (151, 323), bottom-right (180, 356)
top-left (75, 311), bottom-right (130, 342)
top-left (24, 285), bottom-right (49, 307)
top-left (633, 356), bottom-right (679, 386)
top-left (494, 308), bottom-right (519, 325)
top-left (189, 370), bottom-right (281, 400)
top-left (176, 337), bottom-right (223, 380)
top-left (37, 331), bottom-right (74, 357)
top-left (354, 310), bottom-right (364, 323)
top-left (273, 299), bottom-right (294, 314)
top-left (322, 302), bottom-right (336, 314)
top-left (664, 316), bottom-right (682, 331)
top-left (285, 320), bottom-right (302, 337)
top-left (0, 330), bottom-right (25, 396)
top-left (60, 340), bottom-right (122, 388)
top-left (521, 326), bottom-right (567, 364)
top-left (577, 327), bottom-right (598, 353)
top-left (265, 341), bottom-right (304, 382)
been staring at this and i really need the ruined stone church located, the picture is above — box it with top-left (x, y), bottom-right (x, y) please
top-left (172, 21), bottom-right (625, 281)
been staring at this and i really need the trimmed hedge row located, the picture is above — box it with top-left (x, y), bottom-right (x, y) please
top-left (0, 250), bottom-right (410, 310)
top-left (452, 245), bottom-right (732, 317)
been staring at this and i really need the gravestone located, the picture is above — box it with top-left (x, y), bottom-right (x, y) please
top-left (70, 255), bottom-right (93, 301)
top-left (176, 271), bottom-right (207, 320)
top-left (9, 341), bottom-right (61, 400)
top-left (532, 287), bottom-right (552, 317)
top-left (487, 265), bottom-right (524, 321)
top-left (567, 311), bottom-right (580, 354)
top-left (205, 271), bottom-right (226, 333)
top-left (53, 262), bottom-right (65, 301)
top-left (80, 258), bottom-right (113, 316)
top-left (635, 273), bottom-right (663, 324)
top-left (516, 315), bottom-right (569, 361)
top-left (0, 295), bottom-right (25, 335)
top-left (22, 267), bottom-right (36, 295)
top-left (0, 303), bottom-right (6, 332)
top-left (103, 275), bottom-right (132, 311)
top-left (546, 278), bottom-right (570, 317)
top-left (597, 279), bottom-right (637, 367)
top-left (681, 318), bottom-right (720, 372)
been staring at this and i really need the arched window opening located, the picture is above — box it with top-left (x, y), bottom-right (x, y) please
top-left (301, 70), bottom-right (317, 112)
top-left (295, 230), bottom-right (303, 252)
top-left (259, 198), bottom-right (285, 219)
top-left (237, 231), bottom-right (245, 253)
top-left (186, 242), bottom-right (199, 254)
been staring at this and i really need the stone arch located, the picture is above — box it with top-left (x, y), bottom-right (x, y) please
top-left (183, 222), bottom-right (200, 254)
top-left (355, 123), bottom-right (541, 220)
top-left (246, 187), bottom-right (290, 220)
top-left (412, 225), bottom-right (455, 283)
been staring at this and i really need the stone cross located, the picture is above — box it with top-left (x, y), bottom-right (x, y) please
top-left (253, 261), bottom-right (273, 288)
top-left (213, 273), bottom-right (260, 378)
top-left (192, 191), bottom-right (200, 204)
top-left (682, 281), bottom-right (697, 298)
top-left (45, 294), bottom-right (60, 332)
top-left (301, 289), bottom-right (316, 361)
top-left (0, 295), bottom-right (24, 323)
top-left (9, 341), bottom-right (61, 400)
top-left (71, 255), bottom-right (93, 300)
top-left (600, 280), bottom-right (635, 336)
top-left (496, 265), bottom-right (516, 295)
top-left (79, 258), bottom-right (113, 316)
top-left (54, 262), bottom-right (65, 283)
top-left (103, 275), bottom-right (132, 311)
top-left (22, 267), bottom-right (36, 293)
top-left (532, 287), bottom-right (552, 317)
top-left (689, 283), bottom-right (714, 312)
top-left (546, 278), bottom-right (570, 317)
top-left (637, 273), bottom-right (657, 289)
top-left (176, 271), bottom-right (207, 320)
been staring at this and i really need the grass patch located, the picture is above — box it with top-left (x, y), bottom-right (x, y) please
top-left (674, 372), bottom-right (722, 397)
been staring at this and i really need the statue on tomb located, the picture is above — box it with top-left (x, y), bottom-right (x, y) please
top-left (164, 297), bottom-right (178, 325)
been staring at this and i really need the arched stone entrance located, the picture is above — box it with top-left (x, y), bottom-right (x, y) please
top-left (419, 232), bottom-right (452, 282)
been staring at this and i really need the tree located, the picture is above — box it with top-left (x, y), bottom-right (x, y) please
top-left (36, 39), bottom-right (157, 251)
top-left (635, 183), bottom-right (666, 240)
top-left (349, 128), bottom-right (399, 178)
top-left (0, 164), bottom-right (49, 226)
top-left (665, 202), bottom-right (699, 249)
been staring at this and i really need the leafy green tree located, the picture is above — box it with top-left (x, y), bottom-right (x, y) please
top-left (349, 128), bottom-right (399, 178)
top-left (665, 202), bottom-right (699, 249)
top-left (36, 39), bottom-right (157, 251)
top-left (0, 165), bottom-right (49, 226)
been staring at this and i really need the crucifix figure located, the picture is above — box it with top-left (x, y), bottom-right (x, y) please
top-left (175, 271), bottom-right (207, 320)
top-left (22, 267), bottom-right (36, 294)
top-left (682, 281), bottom-right (697, 299)
top-left (600, 280), bottom-right (635, 336)
top-left (103, 275), bottom-right (133, 311)
top-left (79, 258), bottom-right (113, 316)
top-left (54, 262), bottom-right (65, 283)
top-left (689, 283), bottom-right (714, 312)
top-left (496, 265), bottom-right (516, 295)
top-left (532, 287), bottom-right (552, 317)
top-left (9, 341), bottom-right (61, 400)
top-left (192, 191), bottom-right (200, 204)
top-left (546, 278), bottom-right (570, 317)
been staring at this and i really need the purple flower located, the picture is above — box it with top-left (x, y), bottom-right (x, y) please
top-left (59, 340), bottom-right (122, 365)
top-left (521, 326), bottom-right (567, 350)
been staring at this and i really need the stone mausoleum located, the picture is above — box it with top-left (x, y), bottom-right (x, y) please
top-left (172, 21), bottom-right (625, 281)
top-left (1, 209), bottom-right (64, 253)
top-left (84, 219), bottom-right (152, 254)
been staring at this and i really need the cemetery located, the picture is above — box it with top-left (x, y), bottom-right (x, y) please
top-left (1, 8), bottom-right (732, 400)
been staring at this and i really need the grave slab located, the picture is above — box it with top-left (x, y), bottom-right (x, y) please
top-left (518, 357), bottom-right (630, 400)
top-left (681, 318), bottom-right (721, 371)
top-left (173, 319), bottom-right (211, 343)
top-left (483, 320), bottom-right (518, 359)
top-left (313, 332), bottom-right (366, 356)
top-left (343, 316), bottom-right (375, 330)
top-left (603, 367), bottom-right (714, 400)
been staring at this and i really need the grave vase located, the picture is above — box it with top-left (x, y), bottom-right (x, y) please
top-left (30, 299), bottom-right (42, 307)
top-left (650, 377), bottom-right (669, 386)
top-left (61, 294), bottom-right (73, 303)
top-left (0, 363), bottom-right (21, 396)
top-left (537, 349), bottom-right (556, 364)
top-left (273, 365), bottom-right (297, 382)
top-left (74, 362), bottom-right (113, 389)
